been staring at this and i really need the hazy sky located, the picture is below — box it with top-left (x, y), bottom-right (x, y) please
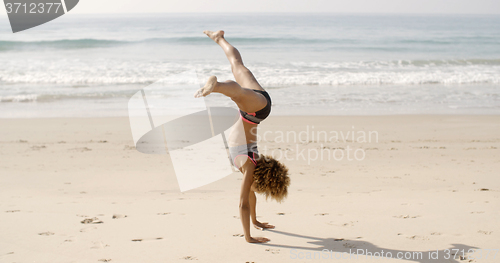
top-left (0, 0), bottom-right (499, 15)
top-left (69, 0), bottom-right (499, 14)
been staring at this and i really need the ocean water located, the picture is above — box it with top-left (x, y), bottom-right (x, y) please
top-left (0, 13), bottom-right (499, 117)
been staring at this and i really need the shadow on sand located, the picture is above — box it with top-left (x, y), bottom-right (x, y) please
top-left (259, 230), bottom-right (479, 263)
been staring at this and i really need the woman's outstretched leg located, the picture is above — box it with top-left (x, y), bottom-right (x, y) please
top-left (194, 75), bottom-right (267, 113)
top-left (203, 30), bottom-right (264, 92)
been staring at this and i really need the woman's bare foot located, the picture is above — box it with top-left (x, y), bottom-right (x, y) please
top-left (203, 30), bottom-right (225, 43)
top-left (246, 236), bottom-right (270, 243)
top-left (194, 75), bottom-right (217, 98)
top-left (253, 221), bottom-right (275, 230)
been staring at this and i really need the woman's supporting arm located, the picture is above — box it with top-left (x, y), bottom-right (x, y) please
top-left (239, 162), bottom-right (269, 243)
top-left (249, 190), bottom-right (257, 224)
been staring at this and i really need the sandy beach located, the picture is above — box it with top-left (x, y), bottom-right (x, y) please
top-left (0, 115), bottom-right (499, 262)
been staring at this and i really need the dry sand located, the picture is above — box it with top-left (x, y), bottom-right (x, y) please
top-left (0, 115), bottom-right (499, 262)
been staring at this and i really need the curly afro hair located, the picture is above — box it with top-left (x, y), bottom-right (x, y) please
top-left (253, 155), bottom-right (290, 203)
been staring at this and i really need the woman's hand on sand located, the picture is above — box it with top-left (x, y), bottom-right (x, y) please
top-left (246, 236), bottom-right (270, 243)
top-left (253, 221), bottom-right (275, 230)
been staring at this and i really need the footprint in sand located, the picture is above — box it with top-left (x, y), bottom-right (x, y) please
top-left (38, 232), bottom-right (54, 236)
top-left (31, 145), bottom-right (46, 150)
top-left (315, 213), bottom-right (328, 216)
top-left (335, 221), bottom-right (357, 227)
top-left (478, 230), bottom-right (492, 235)
top-left (406, 235), bottom-right (429, 240)
top-left (91, 241), bottom-right (109, 249)
top-left (5, 210), bottom-right (20, 213)
top-left (112, 214), bottom-right (127, 219)
top-left (277, 212), bottom-right (285, 215)
top-left (233, 234), bottom-right (244, 237)
top-left (393, 215), bottom-right (420, 219)
top-left (80, 226), bottom-right (97, 232)
top-left (181, 256), bottom-right (197, 260)
top-left (131, 237), bottom-right (163, 242)
top-left (157, 212), bottom-right (171, 215)
top-left (69, 147), bottom-right (92, 152)
top-left (342, 221), bottom-right (358, 227)
top-left (98, 259), bottom-right (112, 262)
top-left (265, 248), bottom-right (280, 254)
top-left (81, 217), bottom-right (103, 224)
top-left (123, 145), bottom-right (135, 150)
top-left (343, 243), bottom-right (356, 248)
